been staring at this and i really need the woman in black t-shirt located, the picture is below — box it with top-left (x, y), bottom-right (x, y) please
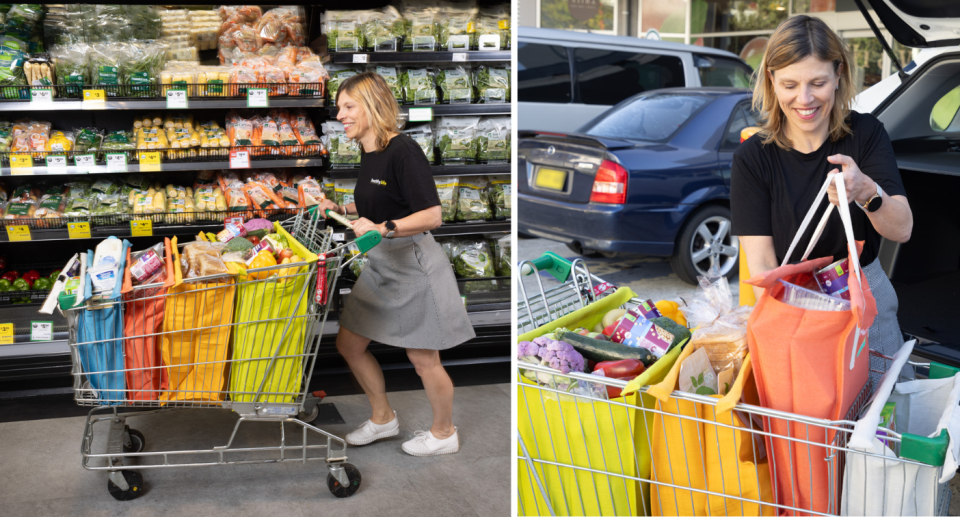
top-left (731, 15), bottom-right (913, 376)
top-left (319, 72), bottom-right (475, 457)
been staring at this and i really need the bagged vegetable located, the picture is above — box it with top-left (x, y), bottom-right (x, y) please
top-left (477, 5), bottom-right (510, 50)
top-left (495, 234), bottom-right (511, 278)
top-left (322, 121), bottom-right (361, 167)
top-left (456, 176), bottom-right (491, 222)
top-left (437, 116), bottom-right (480, 165)
top-left (404, 124), bottom-right (434, 163)
top-left (374, 66), bottom-right (403, 103)
top-left (0, 46), bottom-right (26, 100)
top-left (334, 178), bottom-right (357, 208)
top-left (434, 176), bottom-right (459, 223)
top-left (361, 6), bottom-right (404, 52)
top-left (438, 65), bottom-right (475, 104)
top-left (321, 177), bottom-right (336, 202)
top-left (322, 10), bottom-right (372, 52)
top-left (454, 239), bottom-right (496, 293)
top-left (488, 175), bottom-right (511, 220)
top-left (327, 65), bottom-right (360, 103)
top-left (477, 117), bottom-right (511, 163)
top-left (402, 67), bottom-right (438, 105)
top-left (439, 1), bottom-right (478, 51)
top-left (88, 42), bottom-right (126, 96)
top-left (402, 4), bottom-right (438, 51)
top-left (51, 44), bottom-right (88, 97)
top-left (476, 64), bottom-right (510, 103)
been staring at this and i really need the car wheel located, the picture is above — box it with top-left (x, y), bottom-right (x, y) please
top-left (670, 205), bottom-right (739, 285)
top-left (565, 242), bottom-right (601, 258)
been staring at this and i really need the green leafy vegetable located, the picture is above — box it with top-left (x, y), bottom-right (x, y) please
top-left (437, 66), bottom-right (475, 104)
top-left (456, 177), bottom-right (491, 222)
top-left (476, 65), bottom-right (510, 103)
top-left (402, 67), bottom-right (437, 105)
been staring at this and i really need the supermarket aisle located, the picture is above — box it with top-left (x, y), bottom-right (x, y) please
top-left (0, 383), bottom-right (510, 517)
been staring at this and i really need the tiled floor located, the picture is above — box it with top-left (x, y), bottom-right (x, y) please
top-left (0, 383), bottom-right (510, 517)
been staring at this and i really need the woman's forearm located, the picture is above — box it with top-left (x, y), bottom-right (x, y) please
top-left (864, 193), bottom-right (912, 243)
top-left (388, 206), bottom-right (443, 237)
top-left (342, 202), bottom-right (357, 216)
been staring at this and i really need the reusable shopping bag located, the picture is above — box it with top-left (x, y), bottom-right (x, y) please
top-left (744, 174), bottom-right (876, 515)
top-left (518, 287), bottom-right (684, 516)
top-left (230, 222), bottom-right (318, 404)
top-left (76, 238), bottom-right (133, 405)
top-left (120, 239), bottom-right (176, 401)
top-left (841, 340), bottom-right (960, 516)
top-left (159, 237), bottom-right (236, 404)
top-left (643, 343), bottom-right (776, 516)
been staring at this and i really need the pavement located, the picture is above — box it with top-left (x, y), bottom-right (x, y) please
top-left (0, 383), bottom-right (510, 517)
top-left (519, 236), bottom-right (960, 515)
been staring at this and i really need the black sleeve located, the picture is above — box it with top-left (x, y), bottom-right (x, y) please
top-left (730, 143), bottom-right (772, 236)
top-left (398, 147), bottom-right (441, 213)
top-left (856, 114), bottom-right (907, 198)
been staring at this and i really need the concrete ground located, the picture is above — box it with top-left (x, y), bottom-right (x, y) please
top-left (0, 383), bottom-right (509, 517)
top-left (519, 236), bottom-right (960, 515)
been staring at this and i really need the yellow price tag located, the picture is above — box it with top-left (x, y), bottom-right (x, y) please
top-left (0, 323), bottom-right (13, 345)
top-left (498, 20), bottom-right (510, 30)
top-left (10, 153), bottom-right (33, 171)
top-left (138, 151), bottom-right (161, 172)
top-left (67, 221), bottom-right (91, 239)
top-left (6, 225), bottom-right (30, 241)
top-left (130, 219), bottom-right (153, 237)
top-left (467, 21), bottom-right (476, 33)
top-left (82, 89), bottom-right (106, 101)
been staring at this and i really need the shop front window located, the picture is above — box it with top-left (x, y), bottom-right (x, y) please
top-left (698, 34), bottom-right (768, 70)
top-left (694, 0), bottom-right (788, 34)
top-left (641, 0), bottom-right (686, 34)
top-left (540, 0), bottom-right (616, 32)
top-left (793, 0), bottom-right (836, 13)
top-left (845, 36), bottom-right (884, 93)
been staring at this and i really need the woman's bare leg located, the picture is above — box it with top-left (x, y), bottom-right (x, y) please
top-left (336, 326), bottom-right (394, 424)
top-left (406, 348), bottom-right (455, 438)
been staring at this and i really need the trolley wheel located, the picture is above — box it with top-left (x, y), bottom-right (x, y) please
top-left (107, 470), bottom-right (144, 501)
top-left (298, 404), bottom-right (320, 423)
top-left (327, 463), bottom-right (361, 498)
top-left (123, 427), bottom-right (145, 453)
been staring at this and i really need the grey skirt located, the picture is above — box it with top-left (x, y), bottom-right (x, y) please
top-left (863, 258), bottom-right (912, 384)
top-left (339, 231), bottom-right (476, 350)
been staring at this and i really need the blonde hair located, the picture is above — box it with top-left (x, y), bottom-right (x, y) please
top-left (336, 71), bottom-right (400, 152)
top-left (753, 15), bottom-right (856, 150)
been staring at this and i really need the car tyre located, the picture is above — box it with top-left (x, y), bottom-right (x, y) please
top-left (670, 205), bottom-right (739, 285)
top-left (565, 242), bottom-right (601, 258)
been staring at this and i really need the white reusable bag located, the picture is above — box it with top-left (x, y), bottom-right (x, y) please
top-left (841, 339), bottom-right (960, 516)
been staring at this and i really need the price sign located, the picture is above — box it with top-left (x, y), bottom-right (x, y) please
top-left (45, 155), bottom-right (67, 170)
top-left (352, 54), bottom-right (369, 63)
top-left (82, 89), bottom-right (107, 109)
top-left (106, 153), bottom-right (127, 172)
top-left (452, 53), bottom-right (468, 62)
top-left (230, 149), bottom-right (250, 169)
top-left (139, 151), bottom-right (161, 172)
top-left (75, 154), bottom-right (95, 171)
top-left (166, 88), bottom-right (188, 109)
top-left (0, 323), bottom-right (13, 345)
top-left (408, 107), bottom-right (433, 122)
top-left (246, 88), bottom-right (268, 108)
top-left (30, 321), bottom-right (52, 342)
top-left (30, 88), bottom-right (53, 105)
top-left (130, 219), bottom-right (153, 237)
top-left (333, 232), bottom-right (345, 242)
top-left (6, 225), bottom-right (30, 241)
top-left (10, 153), bottom-right (33, 171)
top-left (67, 221), bottom-right (91, 239)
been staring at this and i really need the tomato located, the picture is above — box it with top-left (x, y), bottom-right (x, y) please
top-left (247, 236), bottom-right (260, 246)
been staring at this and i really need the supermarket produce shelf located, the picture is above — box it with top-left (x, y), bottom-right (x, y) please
top-left (326, 163), bottom-right (510, 179)
top-left (326, 103), bottom-right (511, 118)
top-left (0, 157), bottom-right (325, 176)
top-left (330, 51), bottom-right (511, 64)
top-left (0, 97), bottom-right (326, 112)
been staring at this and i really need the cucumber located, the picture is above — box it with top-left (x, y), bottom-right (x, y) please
top-left (556, 329), bottom-right (658, 366)
top-left (650, 316), bottom-right (691, 350)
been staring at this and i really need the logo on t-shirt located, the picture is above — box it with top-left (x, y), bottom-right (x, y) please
top-left (370, 178), bottom-right (387, 186)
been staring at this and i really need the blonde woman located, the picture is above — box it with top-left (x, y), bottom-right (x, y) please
top-left (319, 72), bottom-right (474, 456)
top-left (731, 15), bottom-right (913, 376)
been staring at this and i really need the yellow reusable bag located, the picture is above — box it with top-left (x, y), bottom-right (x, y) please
top-left (518, 287), bottom-right (684, 516)
top-left (229, 222), bottom-right (318, 404)
top-left (643, 344), bottom-right (776, 516)
top-left (159, 237), bottom-right (236, 403)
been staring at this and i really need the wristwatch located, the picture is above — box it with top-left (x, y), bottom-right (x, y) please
top-left (384, 220), bottom-right (396, 238)
top-left (856, 183), bottom-right (883, 213)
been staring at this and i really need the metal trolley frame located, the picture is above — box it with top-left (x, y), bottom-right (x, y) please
top-left (516, 254), bottom-right (953, 516)
top-left (67, 208), bottom-right (379, 500)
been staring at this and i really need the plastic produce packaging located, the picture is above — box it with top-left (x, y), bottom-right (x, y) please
top-left (679, 347), bottom-right (719, 395)
top-left (488, 175), bottom-right (511, 220)
top-left (402, 3), bottom-right (438, 51)
top-left (477, 5), bottom-right (510, 50)
top-left (495, 233), bottom-right (511, 280)
top-left (476, 64), bottom-right (510, 103)
top-left (402, 67), bottom-right (438, 105)
top-left (454, 239), bottom-right (496, 293)
top-left (321, 10), bottom-right (374, 52)
top-left (680, 267), bottom-right (753, 378)
top-left (456, 176), bottom-right (491, 222)
top-left (180, 241), bottom-right (228, 278)
top-left (438, 65), bottom-right (475, 104)
top-left (322, 121), bottom-right (361, 167)
top-left (437, 116), bottom-right (480, 165)
top-left (439, 1), bottom-right (478, 50)
top-left (334, 178), bottom-right (357, 208)
top-left (477, 117), bottom-right (510, 163)
top-left (327, 66), bottom-right (360, 103)
top-left (361, 6), bottom-right (404, 52)
top-left (374, 66), bottom-right (403, 103)
top-left (404, 124), bottom-right (434, 163)
top-left (434, 176), bottom-right (459, 223)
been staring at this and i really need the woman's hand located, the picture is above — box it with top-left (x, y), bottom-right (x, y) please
top-left (318, 199), bottom-right (341, 218)
top-left (826, 154), bottom-right (876, 207)
top-left (351, 217), bottom-right (385, 237)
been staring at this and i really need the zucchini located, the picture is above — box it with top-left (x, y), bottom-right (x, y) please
top-left (247, 229), bottom-right (270, 239)
top-left (650, 316), bottom-right (691, 350)
top-left (556, 329), bottom-right (658, 366)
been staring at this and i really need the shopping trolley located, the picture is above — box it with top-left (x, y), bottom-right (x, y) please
top-left (516, 253), bottom-right (956, 516)
top-left (67, 208), bottom-right (380, 501)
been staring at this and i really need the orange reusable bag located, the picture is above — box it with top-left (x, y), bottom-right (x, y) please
top-left (743, 174), bottom-right (877, 515)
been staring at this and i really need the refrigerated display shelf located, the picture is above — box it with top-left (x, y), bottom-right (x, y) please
top-left (327, 103), bottom-right (510, 118)
top-left (330, 51), bottom-right (511, 64)
top-left (339, 220), bottom-right (509, 240)
top-left (326, 163), bottom-right (509, 179)
top-left (0, 97), bottom-right (327, 111)
top-left (0, 157), bottom-right (326, 176)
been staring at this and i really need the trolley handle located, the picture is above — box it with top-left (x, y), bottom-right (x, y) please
top-left (319, 208), bottom-right (382, 253)
top-left (519, 251), bottom-right (572, 283)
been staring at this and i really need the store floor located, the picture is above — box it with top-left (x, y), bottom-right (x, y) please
top-left (0, 383), bottom-right (511, 517)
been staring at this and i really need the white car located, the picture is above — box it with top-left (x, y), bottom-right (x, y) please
top-left (852, 47), bottom-right (958, 113)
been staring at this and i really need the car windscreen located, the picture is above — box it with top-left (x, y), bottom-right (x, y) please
top-left (579, 93), bottom-right (712, 142)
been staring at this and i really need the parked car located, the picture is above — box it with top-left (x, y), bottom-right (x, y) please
top-left (855, 0), bottom-right (960, 367)
top-left (518, 87), bottom-right (755, 285)
top-left (518, 27), bottom-right (753, 133)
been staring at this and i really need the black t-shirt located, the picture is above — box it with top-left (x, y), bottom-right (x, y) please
top-left (730, 111), bottom-right (906, 266)
top-left (354, 134), bottom-right (440, 224)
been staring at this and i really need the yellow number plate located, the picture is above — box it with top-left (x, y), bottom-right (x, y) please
top-left (6, 225), bottom-right (30, 241)
top-left (130, 219), bottom-right (153, 237)
top-left (67, 221), bottom-right (91, 239)
top-left (535, 168), bottom-right (567, 191)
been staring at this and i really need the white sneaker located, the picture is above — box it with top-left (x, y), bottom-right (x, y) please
top-left (345, 412), bottom-right (399, 446)
top-left (401, 428), bottom-right (460, 457)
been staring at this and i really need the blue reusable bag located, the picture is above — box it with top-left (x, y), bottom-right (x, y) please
top-left (76, 238), bottom-right (131, 405)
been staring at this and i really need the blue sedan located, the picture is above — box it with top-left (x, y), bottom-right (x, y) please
top-left (518, 87), bottom-right (756, 285)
